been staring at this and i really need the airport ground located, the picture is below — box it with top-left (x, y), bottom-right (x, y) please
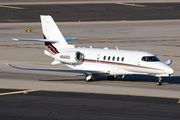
top-left (1, 1), bottom-right (180, 22)
top-left (0, 88), bottom-right (179, 120)
top-left (0, 0), bottom-right (180, 120)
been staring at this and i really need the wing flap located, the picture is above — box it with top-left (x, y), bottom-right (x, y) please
top-left (7, 64), bottom-right (108, 74)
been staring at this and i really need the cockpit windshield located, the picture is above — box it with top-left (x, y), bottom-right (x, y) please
top-left (142, 56), bottom-right (160, 62)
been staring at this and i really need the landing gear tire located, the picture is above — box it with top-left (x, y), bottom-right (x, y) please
top-left (157, 81), bottom-right (162, 86)
top-left (108, 76), bottom-right (116, 81)
top-left (85, 74), bottom-right (92, 82)
top-left (157, 77), bottom-right (162, 86)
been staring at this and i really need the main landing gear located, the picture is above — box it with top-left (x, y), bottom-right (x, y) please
top-left (108, 75), bottom-right (116, 81)
top-left (85, 75), bottom-right (117, 82)
top-left (85, 74), bottom-right (93, 82)
top-left (157, 77), bottom-right (162, 86)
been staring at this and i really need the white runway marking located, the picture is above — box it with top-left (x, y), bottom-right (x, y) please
top-left (117, 3), bottom-right (146, 7)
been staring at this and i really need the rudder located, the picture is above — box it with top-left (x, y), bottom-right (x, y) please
top-left (40, 15), bottom-right (74, 52)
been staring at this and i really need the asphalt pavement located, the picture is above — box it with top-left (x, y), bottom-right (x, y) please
top-left (1, 3), bottom-right (180, 22)
top-left (1, 1), bottom-right (180, 120)
top-left (0, 89), bottom-right (179, 120)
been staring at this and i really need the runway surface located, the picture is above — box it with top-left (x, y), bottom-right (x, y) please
top-left (1, 1), bottom-right (180, 119)
top-left (0, 88), bottom-right (179, 120)
top-left (1, 2), bottom-right (180, 22)
top-left (1, 20), bottom-right (180, 98)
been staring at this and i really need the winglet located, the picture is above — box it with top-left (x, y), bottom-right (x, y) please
top-left (7, 63), bottom-right (16, 68)
top-left (164, 60), bottom-right (172, 66)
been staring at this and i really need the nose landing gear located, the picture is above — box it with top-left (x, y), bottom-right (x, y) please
top-left (157, 77), bottom-right (162, 86)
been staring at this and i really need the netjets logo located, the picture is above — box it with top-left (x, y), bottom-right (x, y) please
top-left (60, 55), bottom-right (71, 59)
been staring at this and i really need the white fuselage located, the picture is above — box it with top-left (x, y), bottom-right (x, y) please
top-left (57, 48), bottom-right (174, 77)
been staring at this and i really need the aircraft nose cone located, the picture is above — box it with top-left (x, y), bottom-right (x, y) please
top-left (166, 67), bottom-right (174, 75)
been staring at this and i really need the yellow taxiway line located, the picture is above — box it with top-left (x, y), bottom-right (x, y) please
top-left (0, 89), bottom-right (39, 96)
top-left (0, 5), bottom-right (24, 9)
top-left (0, 88), bottom-right (179, 99)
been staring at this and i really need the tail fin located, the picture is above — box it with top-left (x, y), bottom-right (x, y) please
top-left (40, 15), bottom-right (74, 53)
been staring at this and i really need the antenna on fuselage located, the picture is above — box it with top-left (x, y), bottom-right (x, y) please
top-left (116, 46), bottom-right (119, 50)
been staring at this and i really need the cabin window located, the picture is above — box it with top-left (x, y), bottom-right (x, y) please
top-left (108, 56), bottom-right (111, 61)
top-left (122, 57), bottom-right (124, 62)
top-left (142, 56), bottom-right (160, 62)
top-left (117, 57), bottom-right (119, 61)
top-left (103, 56), bottom-right (106, 60)
top-left (112, 56), bottom-right (115, 61)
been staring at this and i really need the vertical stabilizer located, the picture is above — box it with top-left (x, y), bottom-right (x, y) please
top-left (40, 15), bottom-right (74, 52)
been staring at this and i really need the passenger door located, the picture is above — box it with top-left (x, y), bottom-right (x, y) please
top-left (96, 54), bottom-right (100, 63)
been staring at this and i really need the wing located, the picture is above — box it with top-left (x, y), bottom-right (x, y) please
top-left (7, 64), bottom-right (108, 74)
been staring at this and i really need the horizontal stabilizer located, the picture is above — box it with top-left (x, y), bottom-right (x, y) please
top-left (12, 37), bottom-right (78, 42)
top-left (65, 37), bottom-right (79, 41)
top-left (12, 38), bottom-right (59, 42)
top-left (164, 60), bottom-right (172, 66)
top-left (7, 63), bottom-right (108, 74)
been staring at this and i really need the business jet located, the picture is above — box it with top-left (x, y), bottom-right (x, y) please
top-left (8, 15), bottom-right (174, 85)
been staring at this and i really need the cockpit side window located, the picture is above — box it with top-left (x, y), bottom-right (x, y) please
top-left (149, 56), bottom-right (159, 61)
top-left (142, 56), bottom-right (160, 62)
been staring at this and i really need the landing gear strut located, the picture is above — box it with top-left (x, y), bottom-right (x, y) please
top-left (85, 74), bottom-right (93, 82)
top-left (157, 77), bottom-right (162, 86)
top-left (108, 75), bottom-right (116, 81)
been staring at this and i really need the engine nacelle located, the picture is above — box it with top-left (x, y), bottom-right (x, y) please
top-left (55, 51), bottom-right (84, 64)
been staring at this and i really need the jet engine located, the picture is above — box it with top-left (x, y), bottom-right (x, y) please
top-left (55, 51), bottom-right (84, 63)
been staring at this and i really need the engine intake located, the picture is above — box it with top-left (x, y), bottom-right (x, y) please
top-left (75, 51), bottom-right (84, 62)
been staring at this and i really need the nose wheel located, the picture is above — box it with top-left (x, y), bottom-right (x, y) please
top-left (157, 77), bottom-right (162, 86)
